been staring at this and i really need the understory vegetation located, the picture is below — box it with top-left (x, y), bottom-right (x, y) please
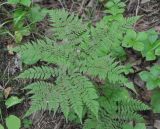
top-left (0, 0), bottom-right (160, 129)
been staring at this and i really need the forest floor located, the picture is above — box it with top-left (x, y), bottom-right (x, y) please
top-left (0, 0), bottom-right (160, 129)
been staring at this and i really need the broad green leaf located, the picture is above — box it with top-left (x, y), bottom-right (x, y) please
top-left (150, 65), bottom-right (160, 76)
top-left (147, 29), bottom-right (158, 43)
top-left (147, 80), bottom-right (157, 90)
top-left (133, 42), bottom-right (144, 51)
top-left (139, 71), bottom-right (150, 81)
top-left (151, 90), bottom-right (160, 113)
top-left (126, 30), bottom-right (137, 39)
top-left (0, 124), bottom-right (4, 129)
top-left (6, 115), bottom-right (21, 129)
top-left (149, 35), bottom-right (158, 43)
top-left (19, 0), bottom-right (31, 6)
top-left (146, 51), bottom-right (156, 61)
top-left (5, 96), bottom-right (23, 108)
top-left (137, 32), bottom-right (147, 41)
top-left (8, 0), bottom-right (19, 4)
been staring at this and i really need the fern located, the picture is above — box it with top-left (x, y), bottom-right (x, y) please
top-left (24, 73), bottom-right (99, 121)
top-left (49, 9), bottom-right (88, 44)
top-left (17, 66), bottom-right (56, 79)
top-left (83, 86), bottom-right (149, 129)
top-left (12, 9), bottom-right (149, 128)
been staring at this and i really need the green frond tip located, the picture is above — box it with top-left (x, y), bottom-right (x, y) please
top-left (16, 66), bottom-right (56, 80)
top-left (49, 9), bottom-right (88, 43)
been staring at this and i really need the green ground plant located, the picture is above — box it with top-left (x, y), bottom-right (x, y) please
top-left (122, 28), bottom-right (160, 61)
top-left (139, 65), bottom-right (160, 113)
top-left (141, 30), bottom-right (160, 60)
top-left (0, 0), bottom-right (47, 43)
top-left (0, 95), bottom-right (22, 129)
top-left (139, 65), bottom-right (160, 90)
top-left (0, 115), bottom-right (21, 129)
top-left (11, 0), bottom-right (151, 128)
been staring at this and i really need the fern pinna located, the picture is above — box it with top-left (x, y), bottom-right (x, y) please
top-left (13, 9), bottom-right (149, 128)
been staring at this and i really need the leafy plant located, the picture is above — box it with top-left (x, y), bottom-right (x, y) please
top-left (22, 118), bottom-right (32, 128)
top-left (141, 29), bottom-right (160, 61)
top-left (1, 0), bottom-right (47, 43)
top-left (0, 115), bottom-right (21, 129)
top-left (6, 115), bottom-right (21, 129)
top-left (139, 65), bottom-right (160, 90)
top-left (12, 8), bottom-right (149, 128)
top-left (5, 96), bottom-right (23, 108)
top-left (122, 29), bottom-right (160, 61)
top-left (92, 13), bottom-right (139, 60)
top-left (105, 0), bottom-right (125, 16)
top-left (122, 30), bottom-right (147, 51)
top-left (139, 65), bottom-right (160, 113)
top-left (83, 86), bottom-right (149, 129)
top-left (151, 89), bottom-right (160, 113)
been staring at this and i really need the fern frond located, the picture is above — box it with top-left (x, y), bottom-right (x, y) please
top-left (13, 38), bottom-right (54, 64)
top-left (49, 9), bottom-right (88, 44)
top-left (17, 66), bottom-right (56, 79)
top-left (13, 9), bottom-right (147, 128)
top-left (80, 55), bottom-right (130, 87)
top-left (24, 73), bottom-right (99, 121)
top-left (84, 97), bottom-right (148, 129)
top-left (25, 81), bottom-right (59, 116)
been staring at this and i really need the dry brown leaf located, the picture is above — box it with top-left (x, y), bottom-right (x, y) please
top-left (7, 44), bottom-right (14, 55)
top-left (4, 87), bottom-right (12, 98)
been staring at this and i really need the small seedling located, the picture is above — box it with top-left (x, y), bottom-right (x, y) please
top-left (105, 0), bottom-right (125, 16)
top-left (22, 118), bottom-right (32, 128)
